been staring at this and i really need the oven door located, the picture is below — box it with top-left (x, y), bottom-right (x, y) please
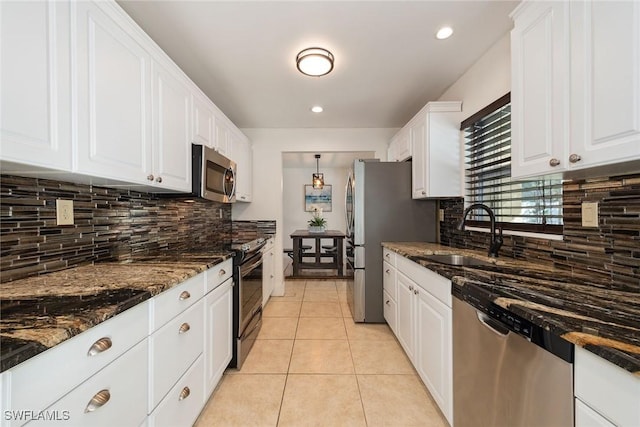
top-left (238, 251), bottom-right (263, 335)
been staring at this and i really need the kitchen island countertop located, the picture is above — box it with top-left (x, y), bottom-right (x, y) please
top-left (0, 250), bottom-right (234, 372)
top-left (382, 242), bottom-right (640, 376)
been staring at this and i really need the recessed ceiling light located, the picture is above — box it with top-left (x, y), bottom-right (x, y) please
top-left (436, 26), bottom-right (453, 40)
top-left (311, 106), bottom-right (324, 113)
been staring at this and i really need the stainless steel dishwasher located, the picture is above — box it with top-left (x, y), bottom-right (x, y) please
top-left (453, 284), bottom-right (574, 427)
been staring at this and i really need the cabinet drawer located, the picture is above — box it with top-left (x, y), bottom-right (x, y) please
top-left (382, 248), bottom-right (397, 267)
top-left (382, 261), bottom-right (397, 300)
top-left (149, 300), bottom-right (204, 411)
top-left (9, 301), bottom-right (149, 422)
top-left (383, 289), bottom-right (397, 334)
top-left (205, 259), bottom-right (233, 294)
top-left (29, 339), bottom-right (148, 427)
top-left (148, 355), bottom-right (204, 427)
top-left (150, 272), bottom-right (204, 332)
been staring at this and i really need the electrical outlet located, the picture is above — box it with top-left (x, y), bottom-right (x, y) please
top-left (438, 209), bottom-right (445, 222)
top-left (56, 199), bottom-right (74, 226)
top-left (581, 202), bottom-right (598, 227)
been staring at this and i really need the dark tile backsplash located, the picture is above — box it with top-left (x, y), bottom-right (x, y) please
top-left (232, 220), bottom-right (276, 243)
top-left (440, 173), bottom-right (640, 292)
top-left (1, 175), bottom-right (232, 283)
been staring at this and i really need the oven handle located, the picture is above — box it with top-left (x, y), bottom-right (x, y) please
top-left (240, 254), bottom-right (263, 277)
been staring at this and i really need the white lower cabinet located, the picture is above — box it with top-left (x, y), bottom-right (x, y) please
top-left (389, 252), bottom-right (453, 426)
top-left (204, 278), bottom-right (233, 397)
top-left (3, 260), bottom-right (234, 427)
top-left (29, 340), bottom-right (148, 427)
top-left (574, 346), bottom-right (640, 427)
top-left (148, 300), bottom-right (204, 411)
top-left (262, 239), bottom-right (276, 307)
top-left (149, 355), bottom-right (204, 427)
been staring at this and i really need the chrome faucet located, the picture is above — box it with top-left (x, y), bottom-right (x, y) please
top-left (458, 203), bottom-right (503, 258)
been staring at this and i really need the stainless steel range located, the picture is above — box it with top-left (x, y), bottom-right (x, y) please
top-left (229, 237), bottom-right (266, 369)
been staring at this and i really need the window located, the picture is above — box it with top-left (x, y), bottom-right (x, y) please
top-left (461, 93), bottom-right (563, 234)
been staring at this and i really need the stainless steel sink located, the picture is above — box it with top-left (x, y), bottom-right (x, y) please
top-left (419, 254), bottom-right (494, 267)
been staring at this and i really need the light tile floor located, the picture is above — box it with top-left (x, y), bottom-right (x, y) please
top-left (195, 279), bottom-right (448, 427)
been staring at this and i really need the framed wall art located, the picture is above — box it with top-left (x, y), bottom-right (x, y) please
top-left (304, 185), bottom-right (332, 212)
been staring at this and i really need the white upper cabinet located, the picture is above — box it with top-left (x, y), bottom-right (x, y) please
top-left (74, 1), bottom-right (153, 184)
top-left (191, 90), bottom-right (215, 148)
top-left (511, 1), bottom-right (640, 179)
top-left (229, 129), bottom-right (252, 202)
top-left (388, 128), bottom-right (411, 162)
top-left (0, 1), bottom-right (72, 171)
top-left (214, 114), bottom-right (230, 157)
top-left (409, 101), bottom-right (462, 199)
top-left (151, 58), bottom-right (192, 191)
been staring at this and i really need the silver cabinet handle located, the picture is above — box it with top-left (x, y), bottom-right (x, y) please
top-left (385, 269), bottom-right (391, 274)
top-left (549, 158), bottom-right (560, 167)
top-left (179, 291), bottom-right (191, 301)
top-left (408, 285), bottom-right (414, 291)
top-left (179, 386), bottom-right (190, 401)
top-left (147, 174), bottom-right (154, 181)
top-left (414, 289), bottom-right (419, 295)
top-left (85, 389), bottom-right (110, 413)
top-left (87, 337), bottom-right (112, 356)
top-left (179, 323), bottom-right (190, 334)
top-left (385, 300), bottom-right (391, 305)
top-left (219, 269), bottom-right (226, 276)
top-left (422, 191), bottom-right (426, 195)
top-left (385, 253), bottom-right (390, 259)
top-left (156, 176), bottom-right (163, 183)
top-left (569, 153), bottom-right (582, 163)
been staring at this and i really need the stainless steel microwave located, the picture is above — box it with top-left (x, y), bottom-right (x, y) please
top-left (192, 144), bottom-right (236, 203)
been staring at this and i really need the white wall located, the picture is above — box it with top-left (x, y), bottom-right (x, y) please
top-left (283, 166), bottom-right (349, 252)
top-left (232, 128), bottom-right (393, 296)
top-left (437, 33), bottom-right (511, 122)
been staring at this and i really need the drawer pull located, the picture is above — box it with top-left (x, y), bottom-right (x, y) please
top-left (219, 269), bottom-right (226, 276)
top-left (179, 323), bottom-right (191, 334)
top-left (87, 337), bottom-right (112, 356)
top-left (385, 269), bottom-right (390, 274)
top-left (179, 386), bottom-right (191, 401)
top-left (386, 300), bottom-right (391, 305)
top-left (179, 291), bottom-right (191, 301)
top-left (385, 253), bottom-right (390, 259)
top-left (85, 389), bottom-right (110, 413)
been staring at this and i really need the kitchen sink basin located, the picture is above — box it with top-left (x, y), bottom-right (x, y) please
top-left (419, 254), bottom-right (494, 267)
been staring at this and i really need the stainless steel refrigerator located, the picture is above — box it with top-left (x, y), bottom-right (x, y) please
top-left (345, 159), bottom-right (438, 323)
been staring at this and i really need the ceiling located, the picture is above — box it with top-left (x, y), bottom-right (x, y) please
top-left (118, 0), bottom-right (518, 129)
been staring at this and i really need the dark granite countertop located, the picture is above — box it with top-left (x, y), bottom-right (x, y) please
top-left (382, 242), bottom-right (640, 376)
top-left (0, 250), bottom-right (234, 372)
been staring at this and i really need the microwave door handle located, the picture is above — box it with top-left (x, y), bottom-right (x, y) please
top-left (228, 168), bottom-right (236, 199)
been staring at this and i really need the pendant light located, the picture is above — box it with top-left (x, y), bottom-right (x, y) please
top-left (312, 154), bottom-right (324, 189)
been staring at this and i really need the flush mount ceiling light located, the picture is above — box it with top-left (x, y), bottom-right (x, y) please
top-left (436, 26), bottom-right (454, 40)
top-left (296, 47), bottom-right (334, 77)
top-left (311, 105), bottom-right (324, 113)
top-left (312, 154), bottom-right (324, 189)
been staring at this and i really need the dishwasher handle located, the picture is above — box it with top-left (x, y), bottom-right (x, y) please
top-left (476, 311), bottom-right (510, 337)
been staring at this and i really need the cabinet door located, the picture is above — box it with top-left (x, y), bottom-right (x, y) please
top-left (192, 92), bottom-right (215, 148)
top-left (152, 60), bottom-right (191, 191)
top-left (0, 1), bottom-right (72, 171)
top-left (232, 133), bottom-right (253, 202)
top-left (415, 287), bottom-right (453, 425)
top-left (213, 116), bottom-right (229, 156)
top-left (204, 279), bottom-right (233, 398)
top-left (410, 115), bottom-right (427, 199)
top-left (74, 1), bottom-right (152, 184)
top-left (570, 1), bottom-right (640, 169)
top-left (263, 248), bottom-right (275, 306)
top-left (394, 128), bottom-right (411, 162)
top-left (511, 2), bottom-right (569, 178)
top-left (395, 273), bottom-right (415, 362)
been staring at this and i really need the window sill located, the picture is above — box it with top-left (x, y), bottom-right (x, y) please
top-left (464, 226), bottom-right (564, 241)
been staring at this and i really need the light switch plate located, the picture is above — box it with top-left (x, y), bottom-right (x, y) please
top-left (581, 202), bottom-right (598, 227)
top-left (56, 199), bottom-right (74, 225)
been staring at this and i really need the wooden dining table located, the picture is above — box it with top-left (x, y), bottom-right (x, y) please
top-left (290, 229), bottom-right (345, 277)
